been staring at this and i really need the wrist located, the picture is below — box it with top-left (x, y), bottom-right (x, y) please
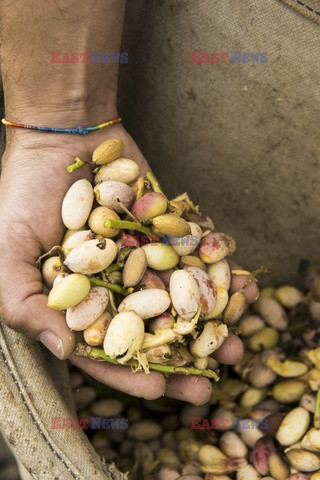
top-left (3, 100), bottom-right (119, 148)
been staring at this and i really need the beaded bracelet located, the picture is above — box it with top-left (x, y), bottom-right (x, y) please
top-left (1, 117), bottom-right (121, 135)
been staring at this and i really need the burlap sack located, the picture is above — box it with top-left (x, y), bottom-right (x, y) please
top-left (1, 0), bottom-right (320, 478)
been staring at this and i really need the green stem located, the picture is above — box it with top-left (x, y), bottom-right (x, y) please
top-left (146, 171), bottom-right (164, 194)
top-left (239, 265), bottom-right (271, 292)
top-left (67, 157), bottom-right (85, 173)
top-left (103, 264), bottom-right (122, 274)
top-left (315, 385), bottom-right (320, 428)
top-left (75, 343), bottom-right (219, 380)
top-left (104, 219), bottom-right (154, 237)
top-left (87, 276), bottom-right (133, 296)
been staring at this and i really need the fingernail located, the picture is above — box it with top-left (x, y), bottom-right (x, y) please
top-left (39, 331), bottom-right (65, 360)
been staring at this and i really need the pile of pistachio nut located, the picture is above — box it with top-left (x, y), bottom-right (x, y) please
top-left (41, 137), bottom-right (260, 378)
top-left (71, 264), bottom-right (320, 480)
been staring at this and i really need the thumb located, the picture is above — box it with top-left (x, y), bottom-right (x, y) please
top-left (0, 257), bottom-right (75, 359)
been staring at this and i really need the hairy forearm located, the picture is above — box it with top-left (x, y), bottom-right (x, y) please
top-left (0, 0), bottom-right (126, 125)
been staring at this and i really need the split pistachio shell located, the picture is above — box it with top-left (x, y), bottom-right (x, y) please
top-left (148, 313), bottom-right (175, 333)
top-left (185, 266), bottom-right (217, 315)
top-left (188, 211), bottom-right (214, 230)
top-left (207, 259), bottom-right (231, 290)
top-left (66, 287), bottom-right (109, 331)
top-left (256, 297), bottom-right (288, 331)
top-left (122, 247), bottom-right (147, 287)
top-left (238, 315), bottom-right (265, 337)
top-left (131, 192), bottom-right (168, 222)
top-left (73, 385), bottom-right (97, 410)
top-left (276, 408), bottom-right (310, 446)
top-left (88, 207), bottom-right (120, 238)
top-left (83, 311), bottom-right (111, 346)
top-left (94, 181), bottom-right (135, 213)
top-left (236, 465), bottom-right (260, 480)
top-left (152, 213), bottom-right (191, 237)
top-left (62, 226), bottom-right (87, 243)
top-left (61, 229), bottom-right (93, 256)
top-left (42, 256), bottom-right (62, 287)
top-left (238, 422), bottom-right (264, 448)
top-left (309, 300), bottom-right (320, 322)
top-left (169, 270), bottom-right (200, 320)
top-left (158, 467), bottom-right (180, 480)
top-left (229, 269), bottom-right (259, 304)
top-left (157, 269), bottom-right (175, 286)
top-left (142, 244), bottom-right (179, 271)
top-left (64, 238), bottom-right (117, 274)
top-left (240, 387), bottom-right (267, 408)
top-left (300, 393), bottom-right (316, 413)
top-left (263, 413), bottom-right (286, 436)
top-left (303, 368), bottom-right (320, 391)
top-left (199, 232), bottom-right (236, 264)
top-left (193, 475), bottom-right (229, 480)
top-left (213, 332), bottom-right (242, 365)
top-left (301, 428), bottom-right (320, 452)
top-left (259, 286), bottom-right (276, 299)
top-left (268, 451), bottom-right (290, 480)
top-left (285, 449), bottom-right (320, 472)
top-left (179, 441), bottom-right (201, 463)
top-left (94, 158), bottom-right (139, 184)
top-left (264, 354), bottom-right (308, 378)
top-left (90, 398), bottom-right (124, 417)
top-left (180, 255), bottom-right (206, 270)
top-left (248, 328), bottom-right (279, 352)
top-left (272, 380), bottom-right (308, 404)
top-left (223, 291), bottom-right (246, 325)
top-left (252, 436), bottom-right (275, 475)
top-left (47, 273), bottom-right (91, 310)
top-left (118, 289), bottom-right (171, 319)
top-left (310, 474), bottom-right (320, 480)
top-left (274, 285), bottom-right (304, 309)
top-left (219, 432), bottom-right (248, 458)
top-left (157, 448), bottom-right (181, 468)
top-left (204, 288), bottom-right (229, 320)
top-left (211, 408), bottom-right (234, 431)
top-left (52, 272), bottom-right (69, 287)
top-left (128, 419), bottom-right (163, 441)
top-left (138, 269), bottom-right (166, 290)
top-left (172, 222), bottom-right (202, 256)
top-left (190, 321), bottom-right (228, 358)
top-left (103, 311), bottom-right (145, 363)
top-left (92, 138), bottom-right (124, 165)
top-left (198, 445), bottom-right (227, 466)
top-left (61, 179), bottom-right (94, 230)
top-left (248, 360), bottom-right (277, 388)
top-left (107, 271), bottom-right (122, 284)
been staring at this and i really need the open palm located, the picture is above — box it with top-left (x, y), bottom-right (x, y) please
top-left (0, 128), bottom-right (212, 404)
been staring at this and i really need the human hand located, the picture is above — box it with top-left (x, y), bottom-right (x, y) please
top-left (0, 125), bottom-right (214, 405)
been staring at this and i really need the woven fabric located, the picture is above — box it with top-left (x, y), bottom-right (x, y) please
top-left (120, 0), bottom-right (320, 285)
top-left (0, 323), bottom-right (127, 480)
top-left (1, 0), bottom-right (320, 477)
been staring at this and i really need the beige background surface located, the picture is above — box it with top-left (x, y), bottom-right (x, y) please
top-left (120, 0), bottom-right (320, 286)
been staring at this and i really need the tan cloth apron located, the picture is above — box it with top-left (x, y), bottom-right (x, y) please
top-left (1, 1), bottom-right (320, 478)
